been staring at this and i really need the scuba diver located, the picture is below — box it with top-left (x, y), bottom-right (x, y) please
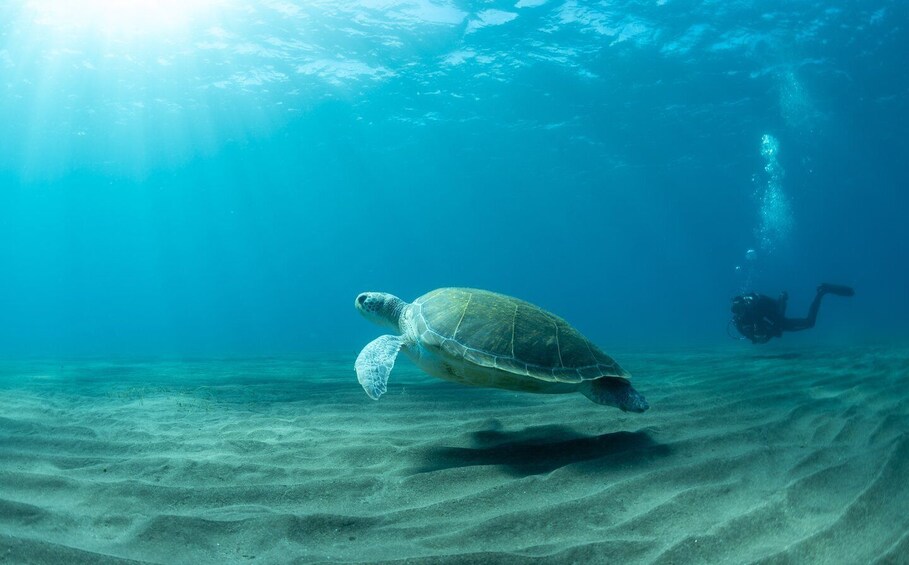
top-left (730, 283), bottom-right (854, 344)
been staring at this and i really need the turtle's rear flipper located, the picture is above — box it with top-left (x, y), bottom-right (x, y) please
top-left (818, 283), bottom-right (855, 297)
top-left (355, 335), bottom-right (403, 400)
top-left (580, 377), bottom-right (649, 413)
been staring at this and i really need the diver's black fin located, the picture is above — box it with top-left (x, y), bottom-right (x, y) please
top-left (818, 283), bottom-right (855, 297)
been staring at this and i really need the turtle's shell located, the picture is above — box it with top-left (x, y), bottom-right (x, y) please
top-left (411, 288), bottom-right (628, 383)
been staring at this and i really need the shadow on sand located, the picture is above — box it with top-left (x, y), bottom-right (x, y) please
top-left (411, 425), bottom-right (670, 477)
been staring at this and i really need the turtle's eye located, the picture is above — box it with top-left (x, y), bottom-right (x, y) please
top-left (357, 294), bottom-right (368, 306)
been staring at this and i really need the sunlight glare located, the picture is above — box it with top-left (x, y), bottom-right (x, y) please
top-left (25, 0), bottom-right (222, 37)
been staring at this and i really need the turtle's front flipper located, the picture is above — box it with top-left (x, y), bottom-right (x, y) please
top-left (355, 335), bottom-right (404, 400)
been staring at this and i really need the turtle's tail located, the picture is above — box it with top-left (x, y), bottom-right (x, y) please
top-left (580, 377), bottom-right (649, 413)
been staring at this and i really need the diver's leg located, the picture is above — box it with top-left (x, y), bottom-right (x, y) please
top-left (781, 288), bottom-right (825, 332)
top-left (805, 287), bottom-right (825, 327)
top-left (782, 285), bottom-right (854, 334)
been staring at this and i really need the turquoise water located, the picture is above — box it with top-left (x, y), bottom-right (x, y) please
top-left (1, 2), bottom-right (908, 563)
top-left (1, 1), bottom-right (905, 356)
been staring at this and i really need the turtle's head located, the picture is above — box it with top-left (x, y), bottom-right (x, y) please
top-left (582, 377), bottom-right (649, 413)
top-left (355, 292), bottom-right (406, 331)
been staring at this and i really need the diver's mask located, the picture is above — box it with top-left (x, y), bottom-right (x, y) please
top-left (731, 294), bottom-right (754, 316)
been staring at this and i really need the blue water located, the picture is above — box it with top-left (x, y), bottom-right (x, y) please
top-left (0, 1), bottom-right (906, 358)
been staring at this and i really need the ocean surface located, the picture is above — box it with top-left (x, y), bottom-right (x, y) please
top-left (0, 1), bottom-right (907, 563)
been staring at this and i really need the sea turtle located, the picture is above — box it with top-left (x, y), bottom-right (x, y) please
top-left (354, 288), bottom-right (648, 412)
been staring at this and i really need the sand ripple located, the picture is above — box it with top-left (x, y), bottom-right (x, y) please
top-left (0, 347), bottom-right (907, 563)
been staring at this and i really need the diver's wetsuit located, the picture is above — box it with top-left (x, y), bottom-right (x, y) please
top-left (731, 284), bottom-right (854, 344)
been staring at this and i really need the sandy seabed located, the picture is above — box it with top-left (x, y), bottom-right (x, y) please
top-left (1, 345), bottom-right (907, 564)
